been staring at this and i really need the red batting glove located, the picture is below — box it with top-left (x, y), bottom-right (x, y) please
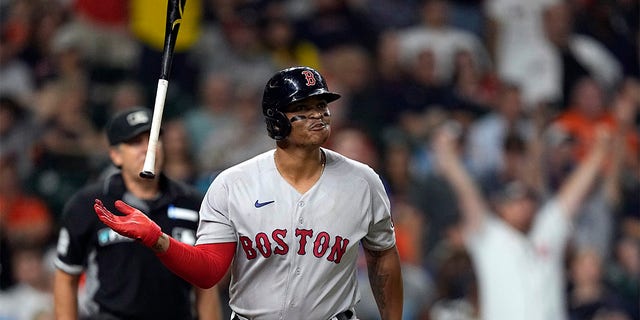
top-left (94, 199), bottom-right (163, 248)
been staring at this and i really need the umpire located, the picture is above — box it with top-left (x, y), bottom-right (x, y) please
top-left (53, 107), bottom-right (222, 320)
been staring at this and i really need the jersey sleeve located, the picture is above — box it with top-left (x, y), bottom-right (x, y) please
top-left (361, 172), bottom-right (396, 251)
top-left (54, 193), bottom-right (94, 275)
top-left (195, 174), bottom-right (237, 245)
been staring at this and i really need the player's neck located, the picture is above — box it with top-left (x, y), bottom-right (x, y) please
top-left (274, 148), bottom-right (325, 192)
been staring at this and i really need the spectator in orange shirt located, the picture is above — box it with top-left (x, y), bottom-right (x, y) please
top-left (0, 154), bottom-right (53, 248)
top-left (552, 77), bottom-right (638, 163)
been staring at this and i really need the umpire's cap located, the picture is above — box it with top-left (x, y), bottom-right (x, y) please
top-left (106, 107), bottom-right (153, 145)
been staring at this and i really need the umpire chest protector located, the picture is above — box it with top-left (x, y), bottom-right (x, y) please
top-left (262, 66), bottom-right (340, 140)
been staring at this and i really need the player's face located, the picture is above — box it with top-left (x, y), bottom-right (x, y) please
top-left (283, 96), bottom-right (331, 146)
top-left (110, 133), bottom-right (164, 180)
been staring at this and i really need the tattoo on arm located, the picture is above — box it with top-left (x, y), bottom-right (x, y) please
top-left (151, 241), bottom-right (164, 252)
top-left (367, 249), bottom-right (389, 312)
top-left (151, 233), bottom-right (169, 253)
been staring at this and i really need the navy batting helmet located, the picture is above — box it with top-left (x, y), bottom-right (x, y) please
top-left (262, 66), bottom-right (341, 140)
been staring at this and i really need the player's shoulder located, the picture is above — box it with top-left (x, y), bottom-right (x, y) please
top-left (324, 148), bottom-right (380, 180)
top-left (324, 148), bottom-right (369, 168)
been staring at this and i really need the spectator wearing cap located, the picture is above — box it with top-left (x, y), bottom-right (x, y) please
top-left (53, 107), bottom-right (223, 320)
top-left (431, 123), bottom-right (611, 320)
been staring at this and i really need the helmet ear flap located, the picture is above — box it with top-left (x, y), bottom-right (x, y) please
top-left (265, 108), bottom-right (291, 140)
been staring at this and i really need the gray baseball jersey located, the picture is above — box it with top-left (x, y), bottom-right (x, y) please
top-left (196, 148), bottom-right (396, 320)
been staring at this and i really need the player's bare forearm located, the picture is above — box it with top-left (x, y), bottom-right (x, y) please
top-left (364, 245), bottom-right (403, 320)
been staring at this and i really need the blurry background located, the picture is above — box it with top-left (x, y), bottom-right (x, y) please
top-left (0, 0), bottom-right (637, 319)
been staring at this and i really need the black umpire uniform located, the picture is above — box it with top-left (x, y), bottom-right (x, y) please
top-left (55, 172), bottom-right (204, 320)
top-left (54, 108), bottom-right (205, 320)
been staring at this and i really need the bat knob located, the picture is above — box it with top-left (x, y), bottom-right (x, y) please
top-left (139, 171), bottom-right (156, 179)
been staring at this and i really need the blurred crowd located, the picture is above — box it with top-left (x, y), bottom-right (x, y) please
top-left (0, 0), bottom-right (638, 319)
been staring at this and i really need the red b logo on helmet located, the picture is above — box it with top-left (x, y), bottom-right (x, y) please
top-left (302, 70), bottom-right (316, 86)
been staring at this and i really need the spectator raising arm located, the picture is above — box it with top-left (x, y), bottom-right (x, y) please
top-left (431, 124), bottom-right (490, 234)
top-left (555, 127), bottom-right (611, 218)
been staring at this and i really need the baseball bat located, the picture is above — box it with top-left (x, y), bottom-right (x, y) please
top-left (140, 0), bottom-right (187, 179)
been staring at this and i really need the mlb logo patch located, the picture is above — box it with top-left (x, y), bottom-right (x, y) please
top-left (126, 110), bottom-right (150, 126)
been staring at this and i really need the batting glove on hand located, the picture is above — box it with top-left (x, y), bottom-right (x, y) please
top-left (94, 199), bottom-right (163, 248)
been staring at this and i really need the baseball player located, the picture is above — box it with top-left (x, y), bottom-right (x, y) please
top-left (92, 66), bottom-right (404, 319)
top-left (53, 107), bottom-right (222, 320)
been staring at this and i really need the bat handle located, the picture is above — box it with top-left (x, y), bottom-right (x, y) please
top-left (140, 79), bottom-right (169, 179)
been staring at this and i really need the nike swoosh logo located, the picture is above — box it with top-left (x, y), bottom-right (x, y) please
top-left (254, 200), bottom-right (275, 208)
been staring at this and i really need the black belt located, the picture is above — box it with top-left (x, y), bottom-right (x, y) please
top-left (84, 312), bottom-right (123, 320)
top-left (232, 310), bottom-right (353, 320)
top-left (335, 310), bottom-right (354, 320)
